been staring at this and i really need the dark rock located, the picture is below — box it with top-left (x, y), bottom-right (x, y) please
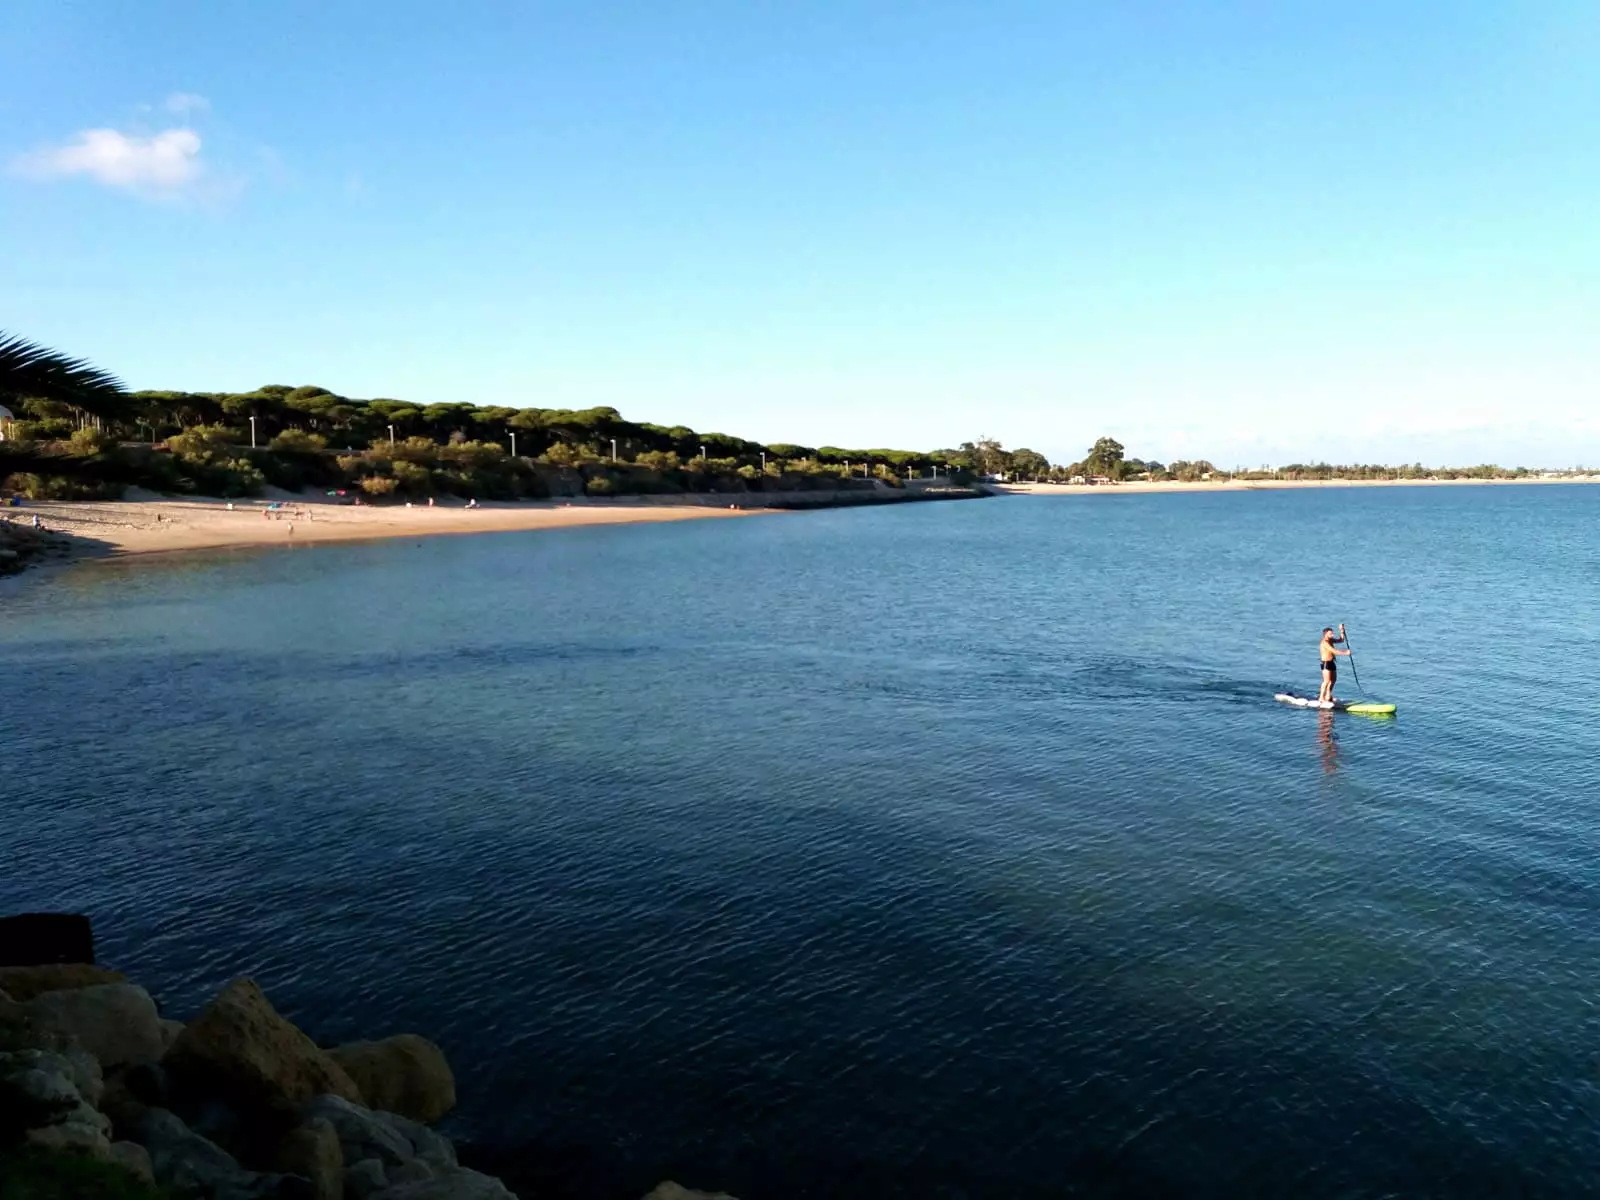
top-left (370, 1166), bottom-right (517, 1198)
top-left (275, 1117), bottom-right (342, 1200)
top-left (27, 983), bottom-right (166, 1067)
top-left (346, 1158), bottom-right (389, 1200)
top-left (109, 1139), bottom-right (155, 1185)
top-left (329, 1035), bottom-right (455, 1124)
top-left (166, 979), bottom-right (364, 1117)
top-left (300, 1093), bottom-right (459, 1172)
top-left (0, 963), bottom-right (126, 1001)
top-left (136, 1106), bottom-right (314, 1200)
top-left (0, 913), bottom-right (95, 967)
top-left (1, 1048), bottom-right (114, 1158)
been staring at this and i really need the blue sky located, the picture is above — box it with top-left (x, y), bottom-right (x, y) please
top-left (4, 2), bottom-right (1598, 466)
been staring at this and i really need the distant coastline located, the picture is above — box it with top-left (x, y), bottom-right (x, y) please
top-left (993, 475), bottom-right (1600, 496)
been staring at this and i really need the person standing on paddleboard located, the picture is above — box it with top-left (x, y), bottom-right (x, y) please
top-left (1319, 624), bottom-right (1351, 704)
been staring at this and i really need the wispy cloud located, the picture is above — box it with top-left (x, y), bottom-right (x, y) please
top-left (164, 92), bottom-right (210, 116)
top-left (12, 127), bottom-right (204, 197)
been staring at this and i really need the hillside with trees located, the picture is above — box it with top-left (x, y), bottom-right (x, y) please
top-left (0, 333), bottom-right (982, 502)
top-left (0, 333), bottom-right (1558, 502)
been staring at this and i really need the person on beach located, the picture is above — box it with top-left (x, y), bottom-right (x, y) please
top-left (1318, 624), bottom-right (1350, 703)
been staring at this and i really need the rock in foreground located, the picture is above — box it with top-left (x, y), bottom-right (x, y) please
top-left (165, 978), bottom-right (365, 1115)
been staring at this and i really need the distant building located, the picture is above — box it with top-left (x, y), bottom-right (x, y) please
top-left (1069, 475), bottom-right (1086, 485)
top-left (1090, 475), bottom-right (1113, 485)
top-left (0, 405), bottom-right (13, 442)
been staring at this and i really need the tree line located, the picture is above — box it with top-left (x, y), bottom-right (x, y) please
top-left (0, 333), bottom-right (983, 501)
top-left (0, 332), bottom-right (1562, 501)
top-left (962, 434), bottom-right (1548, 484)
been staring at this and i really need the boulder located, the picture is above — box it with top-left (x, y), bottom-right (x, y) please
top-left (166, 978), bottom-right (364, 1115)
top-left (329, 1035), bottom-right (456, 1124)
top-left (137, 1106), bottom-right (314, 1200)
top-left (301, 1094), bottom-right (456, 1173)
top-left (0, 963), bottom-right (126, 1001)
top-left (276, 1117), bottom-right (343, 1200)
top-left (644, 1186), bottom-right (740, 1200)
top-left (27, 983), bottom-right (165, 1067)
top-left (109, 1139), bottom-right (156, 1185)
top-left (346, 1158), bottom-right (390, 1200)
top-left (0, 912), bottom-right (95, 967)
top-left (369, 1167), bottom-right (517, 1199)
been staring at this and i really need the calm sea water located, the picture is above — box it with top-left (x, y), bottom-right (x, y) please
top-left (3, 486), bottom-right (1599, 1198)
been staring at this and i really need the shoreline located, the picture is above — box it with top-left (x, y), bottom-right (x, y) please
top-left (993, 475), bottom-right (1600, 496)
top-left (0, 484), bottom-right (981, 580)
top-left (2, 493), bottom-right (769, 573)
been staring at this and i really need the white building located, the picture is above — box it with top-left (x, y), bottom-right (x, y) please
top-left (0, 405), bottom-right (13, 442)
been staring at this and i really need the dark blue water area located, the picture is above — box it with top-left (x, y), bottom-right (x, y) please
top-left (3, 485), bottom-right (1599, 1197)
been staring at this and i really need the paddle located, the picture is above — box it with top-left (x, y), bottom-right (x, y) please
top-left (1341, 622), bottom-right (1363, 694)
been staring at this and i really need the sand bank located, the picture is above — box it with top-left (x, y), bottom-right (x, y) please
top-left (996, 476), bottom-right (1599, 496)
top-left (8, 492), bottom-right (762, 564)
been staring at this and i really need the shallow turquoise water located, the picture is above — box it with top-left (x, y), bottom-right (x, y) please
top-left (3, 486), bottom-right (1598, 1197)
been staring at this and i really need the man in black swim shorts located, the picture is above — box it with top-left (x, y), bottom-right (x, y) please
top-left (1319, 624), bottom-right (1350, 704)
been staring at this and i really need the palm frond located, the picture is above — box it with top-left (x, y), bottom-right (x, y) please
top-left (0, 331), bottom-right (128, 420)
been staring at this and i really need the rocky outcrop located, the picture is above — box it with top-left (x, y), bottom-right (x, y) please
top-left (26, 982), bottom-right (165, 1067)
top-left (329, 1034), bottom-right (456, 1124)
top-left (0, 963), bottom-right (127, 1000)
top-left (165, 978), bottom-right (365, 1116)
top-left (0, 921), bottom-right (746, 1200)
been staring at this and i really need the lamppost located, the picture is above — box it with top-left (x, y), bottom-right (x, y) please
top-left (760, 451), bottom-right (766, 472)
top-left (610, 438), bottom-right (618, 463)
top-left (248, 416), bottom-right (257, 449)
top-left (510, 431), bottom-right (517, 458)
top-left (387, 425), bottom-right (395, 446)
top-left (699, 445), bottom-right (706, 461)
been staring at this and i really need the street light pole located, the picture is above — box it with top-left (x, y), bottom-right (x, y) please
top-left (248, 416), bottom-right (257, 449)
top-left (611, 438), bottom-right (618, 463)
top-left (388, 425), bottom-right (395, 446)
top-left (700, 445), bottom-right (706, 461)
top-left (760, 451), bottom-right (766, 472)
top-left (510, 431), bottom-right (517, 458)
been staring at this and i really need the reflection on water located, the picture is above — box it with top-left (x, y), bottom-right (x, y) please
top-left (1317, 709), bottom-right (1339, 774)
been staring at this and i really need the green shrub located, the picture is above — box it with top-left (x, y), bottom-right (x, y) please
top-left (391, 461), bottom-right (432, 495)
top-left (267, 429), bottom-right (326, 453)
top-left (360, 475), bottom-right (398, 496)
top-left (585, 475), bottom-right (615, 496)
top-left (67, 428), bottom-right (116, 456)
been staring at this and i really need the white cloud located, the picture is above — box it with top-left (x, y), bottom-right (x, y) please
top-left (164, 92), bottom-right (210, 116)
top-left (13, 127), bottom-right (204, 197)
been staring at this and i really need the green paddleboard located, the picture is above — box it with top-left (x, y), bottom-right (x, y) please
top-left (1275, 693), bottom-right (1396, 715)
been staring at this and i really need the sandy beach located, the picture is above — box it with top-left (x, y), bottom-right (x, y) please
top-left (996, 476), bottom-right (1600, 496)
top-left (5, 490), bottom-right (763, 565)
